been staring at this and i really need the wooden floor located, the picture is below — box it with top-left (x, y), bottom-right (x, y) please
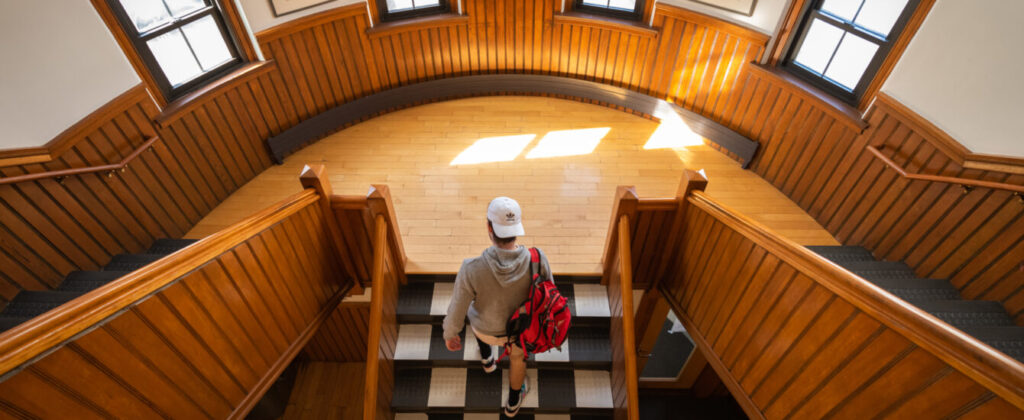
top-left (280, 362), bottom-right (364, 420)
top-left (186, 97), bottom-right (837, 274)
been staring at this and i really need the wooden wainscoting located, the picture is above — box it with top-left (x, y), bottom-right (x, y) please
top-left (0, 190), bottom-right (350, 418)
top-left (303, 300), bottom-right (371, 362)
top-left (659, 191), bottom-right (1024, 418)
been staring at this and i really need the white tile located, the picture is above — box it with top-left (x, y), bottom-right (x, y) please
top-left (394, 324), bottom-right (432, 360)
top-left (501, 368), bottom-right (539, 408)
top-left (463, 327), bottom-right (499, 361)
top-left (430, 282), bottom-right (454, 315)
top-left (394, 414), bottom-right (428, 420)
top-left (574, 370), bottom-right (614, 408)
top-left (533, 337), bottom-right (570, 362)
top-left (427, 367), bottom-right (467, 407)
top-left (573, 284), bottom-right (611, 317)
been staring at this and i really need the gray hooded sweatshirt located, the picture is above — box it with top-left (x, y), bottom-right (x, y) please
top-left (442, 245), bottom-right (554, 341)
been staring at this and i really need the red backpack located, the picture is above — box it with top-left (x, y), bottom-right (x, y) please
top-left (501, 248), bottom-right (571, 360)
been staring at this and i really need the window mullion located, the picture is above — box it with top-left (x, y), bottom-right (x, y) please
top-left (820, 31), bottom-right (847, 77)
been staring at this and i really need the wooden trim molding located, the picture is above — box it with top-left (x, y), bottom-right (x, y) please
top-left (155, 60), bottom-right (277, 126)
top-left (766, 0), bottom-right (809, 66)
top-left (748, 62), bottom-right (868, 132)
top-left (687, 191), bottom-right (1024, 409)
top-left (654, 3), bottom-right (771, 46)
top-left (553, 12), bottom-right (659, 39)
top-left (0, 188), bottom-right (320, 378)
top-left (365, 13), bottom-right (469, 39)
top-left (872, 92), bottom-right (1024, 173)
top-left (0, 84), bottom-right (149, 167)
top-left (255, 3), bottom-right (368, 42)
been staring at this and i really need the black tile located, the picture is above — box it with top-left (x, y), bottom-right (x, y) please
top-left (430, 326), bottom-right (467, 361)
top-left (398, 282), bottom-right (435, 317)
top-left (392, 368), bottom-right (431, 410)
top-left (464, 365), bottom-right (502, 410)
top-left (537, 369), bottom-right (575, 410)
top-left (568, 327), bottom-right (612, 363)
top-left (557, 284), bottom-right (576, 317)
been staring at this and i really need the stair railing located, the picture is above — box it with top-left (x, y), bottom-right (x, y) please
top-left (867, 144), bottom-right (1024, 196)
top-left (614, 168), bottom-right (1024, 418)
top-left (0, 163), bottom-right (400, 419)
top-left (0, 136), bottom-right (159, 185)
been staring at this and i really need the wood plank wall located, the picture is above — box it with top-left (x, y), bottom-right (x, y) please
top-left (722, 68), bottom-right (1024, 324)
top-left (0, 72), bottom-right (285, 307)
top-left (303, 302), bottom-right (370, 362)
top-left (661, 195), bottom-right (1022, 419)
top-left (0, 202), bottom-right (349, 419)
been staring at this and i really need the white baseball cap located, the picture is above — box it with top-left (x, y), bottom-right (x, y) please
top-left (487, 197), bottom-right (525, 238)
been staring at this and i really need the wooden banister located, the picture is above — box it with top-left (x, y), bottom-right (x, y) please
top-left (617, 214), bottom-right (641, 420)
top-left (0, 187), bottom-right (320, 377)
top-left (688, 190), bottom-right (1024, 409)
top-left (0, 136), bottom-right (159, 185)
top-left (867, 144), bottom-right (1024, 194)
top-left (364, 214), bottom-right (388, 420)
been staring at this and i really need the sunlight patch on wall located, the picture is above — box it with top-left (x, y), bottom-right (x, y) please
top-left (525, 127), bottom-right (611, 159)
top-left (643, 114), bottom-right (705, 150)
top-left (450, 134), bottom-right (536, 165)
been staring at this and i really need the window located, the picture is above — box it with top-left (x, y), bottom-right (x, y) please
top-left (377, 0), bottom-right (450, 22)
top-left (105, 0), bottom-right (244, 101)
top-left (575, 0), bottom-right (644, 20)
top-left (784, 0), bottom-right (920, 104)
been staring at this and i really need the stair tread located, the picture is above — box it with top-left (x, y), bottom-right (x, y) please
top-left (0, 316), bottom-right (33, 333)
top-left (392, 367), bottom-right (614, 412)
top-left (807, 246), bottom-right (875, 262)
top-left (103, 253), bottom-right (165, 271)
top-left (395, 414), bottom-right (607, 419)
top-left (397, 282), bottom-right (611, 324)
top-left (394, 324), bottom-right (610, 368)
top-left (866, 278), bottom-right (961, 302)
top-left (2, 291), bottom-right (85, 318)
top-left (57, 270), bottom-right (130, 292)
top-left (962, 326), bottom-right (1024, 363)
top-left (915, 300), bottom-right (1013, 327)
top-left (833, 261), bottom-right (918, 280)
top-left (146, 238), bottom-right (198, 254)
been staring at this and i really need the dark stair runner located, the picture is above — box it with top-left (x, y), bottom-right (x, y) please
top-left (808, 246), bottom-right (1024, 362)
top-left (392, 274), bottom-right (615, 419)
top-left (0, 238), bottom-right (197, 333)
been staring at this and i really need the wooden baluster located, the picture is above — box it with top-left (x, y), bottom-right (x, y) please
top-left (300, 164), bottom-right (364, 295)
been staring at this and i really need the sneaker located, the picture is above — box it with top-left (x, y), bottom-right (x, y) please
top-left (503, 376), bottom-right (529, 418)
top-left (481, 350), bottom-right (497, 374)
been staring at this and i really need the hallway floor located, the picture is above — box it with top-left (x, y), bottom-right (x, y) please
top-left (186, 96), bottom-right (837, 274)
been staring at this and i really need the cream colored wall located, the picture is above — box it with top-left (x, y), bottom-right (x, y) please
top-left (0, 1), bottom-right (140, 150)
top-left (882, 0), bottom-right (1024, 157)
top-left (656, 0), bottom-right (792, 34)
top-left (237, 0), bottom-right (367, 32)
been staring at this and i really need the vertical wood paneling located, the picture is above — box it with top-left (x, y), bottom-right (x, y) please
top-left (659, 196), bottom-right (1023, 418)
top-left (0, 201), bottom-right (348, 419)
top-left (304, 302), bottom-right (370, 362)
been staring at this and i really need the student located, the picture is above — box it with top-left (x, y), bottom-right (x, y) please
top-left (442, 196), bottom-right (553, 417)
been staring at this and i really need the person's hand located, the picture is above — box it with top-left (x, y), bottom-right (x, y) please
top-left (445, 336), bottom-right (462, 351)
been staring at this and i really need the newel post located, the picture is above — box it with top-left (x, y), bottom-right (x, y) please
top-left (300, 164), bottom-right (363, 295)
top-left (601, 186), bottom-right (639, 285)
top-left (368, 184), bottom-right (407, 285)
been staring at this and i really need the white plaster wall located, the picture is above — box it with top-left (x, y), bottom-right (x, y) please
top-left (0, 2), bottom-right (140, 150)
top-left (655, 0), bottom-right (791, 35)
top-left (882, 0), bottom-right (1024, 157)
top-left (238, 0), bottom-right (366, 33)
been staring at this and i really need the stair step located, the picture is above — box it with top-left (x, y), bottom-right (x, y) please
top-left (915, 300), bottom-right (1013, 327)
top-left (405, 275), bottom-right (602, 285)
top-left (146, 238), bottom-right (198, 255)
top-left (867, 278), bottom-right (961, 302)
top-left (397, 282), bottom-right (611, 326)
top-left (961, 326), bottom-right (1024, 363)
top-left (57, 271), bottom-right (130, 292)
top-left (0, 316), bottom-right (33, 333)
top-left (833, 261), bottom-right (918, 280)
top-left (1, 291), bottom-right (85, 318)
top-left (392, 367), bottom-right (614, 415)
top-left (103, 253), bottom-right (165, 271)
top-left (807, 246), bottom-right (875, 263)
top-left (394, 324), bottom-right (611, 369)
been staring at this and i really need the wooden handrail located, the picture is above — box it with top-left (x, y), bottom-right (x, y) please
top-left (617, 214), bottom-right (641, 420)
top-left (0, 188), bottom-right (320, 377)
top-left (687, 190), bottom-right (1024, 409)
top-left (868, 144), bottom-right (1024, 194)
top-left (0, 136), bottom-right (159, 185)
top-left (364, 213), bottom-right (388, 420)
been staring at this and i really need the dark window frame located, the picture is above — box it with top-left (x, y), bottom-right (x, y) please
top-left (104, 0), bottom-right (245, 101)
top-left (376, 0), bottom-right (452, 22)
top-left (782, 0), bottom-right (920, 105)
top-left (573, 0), bottom-right (645, 21)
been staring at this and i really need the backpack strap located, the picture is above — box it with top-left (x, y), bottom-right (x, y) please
top-left (529, 247), bottom-right (540, 283)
